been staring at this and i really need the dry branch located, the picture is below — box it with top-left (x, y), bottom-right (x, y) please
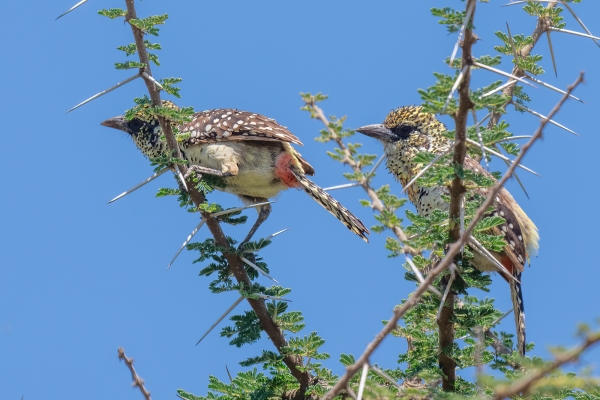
top-left (118, 347), bottom-right (152, 400)
top-left (493, 330), bottom-right (600, 399)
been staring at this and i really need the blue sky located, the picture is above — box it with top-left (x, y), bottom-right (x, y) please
top-left (2, 1), bottom-right (600, 398)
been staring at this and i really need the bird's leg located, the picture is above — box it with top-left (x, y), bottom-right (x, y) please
top-left (183, 164), bottom-right (233, 180)
top-left (238, 200), bottom-right (272, 252)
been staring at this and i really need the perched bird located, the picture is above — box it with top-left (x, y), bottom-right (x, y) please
top-left (356, 106), bottom-right (539, 355)
top-left (101, 104), bottom-right (369, 244)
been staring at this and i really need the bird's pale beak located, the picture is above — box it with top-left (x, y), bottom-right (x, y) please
top-left (100, 116), bottom-right (127, 132)
top-left (355, 124), bottom-right (394, 142)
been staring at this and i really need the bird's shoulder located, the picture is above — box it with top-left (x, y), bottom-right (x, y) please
top-left (178, 109), bottom-right (303, 146)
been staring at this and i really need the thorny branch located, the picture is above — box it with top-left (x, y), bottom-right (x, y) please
top-left (304, 100), bottom-right (417, 255)
top-left (123, 0), bottom-right (311, 394)
top-left (489, 2), bottom-right (557, 127)
top-left (440, 0), bottom-right (477, 390)
top-left (493, 330), bottom-right (600, 399)
top-left (321, 73), bottom-right (584, 400)
top-left (118, 347), bottom-right (152, 400)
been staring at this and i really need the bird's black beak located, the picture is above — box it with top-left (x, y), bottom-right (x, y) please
top-left (355, 124), bottom-right (394, 142)
top-left (101, 116), bottom-right (128, 132)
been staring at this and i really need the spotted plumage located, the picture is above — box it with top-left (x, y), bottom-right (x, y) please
top-left (356, 106), bottom-right (539, 355)
top-left (101, 103), bottom-right (369, 243)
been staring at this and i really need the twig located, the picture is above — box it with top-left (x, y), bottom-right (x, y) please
top-left (493, 331), bottom-right (600, 399)
top-left (118, 348), bottom-right (152, 400)
top-left (321, 72), bottom-right (584, 400)
top-left (306, 101), bottom-right (415, 252)
top-left (489, 2), bottom-right (557, 127)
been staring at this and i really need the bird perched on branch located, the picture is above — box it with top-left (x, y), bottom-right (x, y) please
top-left (101, 104), bottom-right (369, 244)
top-left (356, 106), bottom-right (539, 355)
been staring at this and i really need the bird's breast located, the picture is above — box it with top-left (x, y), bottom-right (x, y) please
top-left (182, 141), bottom-right (289, 199)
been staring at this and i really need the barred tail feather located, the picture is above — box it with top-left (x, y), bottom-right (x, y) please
top-left (511, 271), bottom-right (526, 356)
top-left (290, 168), bottom-right (369, 242)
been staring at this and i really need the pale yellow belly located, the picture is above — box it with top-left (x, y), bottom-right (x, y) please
top-left (182, 141), bottom-right (288, 199)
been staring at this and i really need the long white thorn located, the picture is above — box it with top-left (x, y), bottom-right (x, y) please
top-left (196, 296), bottom-right (244, 345)
top-left (323, 182), bottom-right (361, 192)
top-left (549, 27), bottom-right (600, 42)
top-left (465, 138), bottom-right (540, 176)
top-left (177, 170), bottom-right (188, 191)
top-left (67, 73), bottom-right (140, 113)
top-left (524, 74), bottom-right (585, 103)
top-left (513, 103), bottom-right (579, 136)
top-left (56, 0), bottom-right (88, 19)
top-left (449, 0), bottom-right (476, 67)
top-left (240, 256), bottom-right (280, 284)
top-left (141, 72), bottom-right (166, 91)
top-left (497, 135), bottom-right (533, 142)
top-left (500, 156), bottom-right (530, 199)
top-left (403, 145), bottom-right (455, 193)
top-left (108, 167), bottom-right (169, 203)
top-left (404, 255), bottom-right (442, 297)
top-left (436, 265), bottom-right (456, 321)
top-left (490, 308), bottom-right (514, 327)
top-left (211, 201), bottom-right (274, 218)
top-left (442, 65), bottom-right (469, 113)
top-left (167, 219), bottom-right (207, 270)
top-left (475, 112), bottom-right (491, 128)
top-left (502, 0), bottom-right (556, 6)
top-left (356, 363), bottom-right (369, 400)
top-left (546, 31), bottom-right (558, 78)
top-left (468, 236), bottom-right (520, 283)
top-left (253, 294), bottom-right (292, 302)
top-left (560, 0), bottom-right (600, 48)
top-left (479, 80), bottom-right (517, 99)
top-left (366, 154), bottom-right (386, 179)
top-left (506, 22), bottom-right (522, 63)
top-left (473, 62), bottom-right (536, 88)
top-left (264, 228), bottom-right (290, 241)
top-left (471, 109), bottom-right (489, 170)
top-left (369, 366), bottom-right (403, 391)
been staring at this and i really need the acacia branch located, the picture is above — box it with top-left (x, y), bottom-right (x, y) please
top-left (118, 347), bottom-right (152, 400)
top-left (439, 0), bottom-right (477, 390)
top-left (321, 73), bottom-right (583, 400)
top-left (123, 1), bottom-right (310, 393)
top-left (493, 330), bottom-right (600, 399)
top-left (489, 2), bottom-right (557, 127)
top-left (305, 100), bottom-right (416, 253)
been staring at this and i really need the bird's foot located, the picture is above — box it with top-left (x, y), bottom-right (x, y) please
top-left (184, 165), bottom-right (233, 180)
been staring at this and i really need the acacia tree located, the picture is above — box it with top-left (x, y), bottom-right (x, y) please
top-left (60, 0), bottom-right (599, 399)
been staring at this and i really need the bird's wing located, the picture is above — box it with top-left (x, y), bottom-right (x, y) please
top-left (463, 156), bottom-right (531, 272)
top-left (179, 109), bottom-right (303, 146)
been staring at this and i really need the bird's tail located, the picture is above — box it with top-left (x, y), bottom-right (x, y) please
top-left (290, 167), bottom-right (369, 242)
top-left (510, 271), bottom-right (526, 356)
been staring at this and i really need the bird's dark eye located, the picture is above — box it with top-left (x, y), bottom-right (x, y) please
top-left (392, 124), bottom-right (415, 139)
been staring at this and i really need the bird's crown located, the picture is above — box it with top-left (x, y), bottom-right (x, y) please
top-left (381, 106), bottom-right (448, 150)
